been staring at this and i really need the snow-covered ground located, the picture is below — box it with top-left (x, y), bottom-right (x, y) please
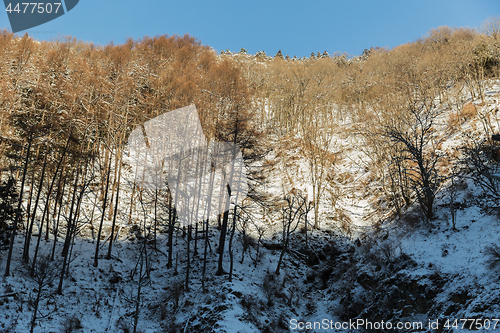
top-left (1, 84), bottom-right (500, 333)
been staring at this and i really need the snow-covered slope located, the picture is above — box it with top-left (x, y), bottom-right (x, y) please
top-left (1, 83), bottom-right (500, 333)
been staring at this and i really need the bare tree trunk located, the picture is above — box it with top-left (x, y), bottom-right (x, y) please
top-left (228, 207), bottom-right (237, 282)
top-left (29, 286), bottom-right (42, 333)
top-left (51, 176), bottom-right (66, 261)
top-left (201, 219), bottom-right (209, 292)
top-left (153, 189), bottom-right (157, 250)
top-left (133, 283), bottom-right (141, 333)
top-left (304, 208), bottom-right (308, 249)
top-left (193, 222), bottom-right (198, 256)
top-left (216, 172), bottom-right (235, 276)
top-left (128, 182), bottom-right (136, 224)
top-left (276, 219), bottom-right (289, 275)
top-left (94, 155), bottom-right (112, 267)
top-left (202, 156), bottom-right (217, 287)
top-left (106, 152), bottom-right (122, 260)
top-left (216, 208), bottom-right (229, 276)
top-left (24, 170), bottom-right (35, 245)
top-left (107, 151), bottom-right (119, 221)
top-left (167, 191), bottom-right (174, 269)
top-left (185, 225), bottom-right (191, 292)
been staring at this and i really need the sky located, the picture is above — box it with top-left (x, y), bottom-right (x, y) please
top-left (1, 0), bottom-right (500, 57)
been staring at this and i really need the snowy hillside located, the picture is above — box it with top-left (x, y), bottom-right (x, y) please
top-left (0, 84), bottom-right (499, 333)
top-left (1, 27), bottom-right (500, 333)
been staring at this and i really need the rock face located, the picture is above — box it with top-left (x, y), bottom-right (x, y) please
top-left (338, 269), bottom-right (445, 323)
top-left (321, 244), bottom-right (500, 332)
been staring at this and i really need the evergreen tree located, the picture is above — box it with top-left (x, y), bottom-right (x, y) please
top-left (362, 47), bottom-right (373, 59)
top-left (0, 177), bottom-right (18, 250)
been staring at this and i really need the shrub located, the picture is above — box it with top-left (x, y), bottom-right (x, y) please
top-left (240, 294), bottom-right (264, 326)
top-left (484, 244), bottom-right (500, 271)
top-left (60, 315), bottom-right (83, 333)
top-left (262, 270), bottom-right (284, 307)
top-left (116, 317), bottom-right (145, 333)
top-left (0, 177), bottom-right (18, 250)
top-left (447, 103), bottom-right (476, 133)
top-left (379, 239), bottom-right (402, 263)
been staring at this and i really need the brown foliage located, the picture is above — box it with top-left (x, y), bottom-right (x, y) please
top-left (447, 102), bottom-right (477, 133)
top-left (0, 18), bottom-right (500, 239)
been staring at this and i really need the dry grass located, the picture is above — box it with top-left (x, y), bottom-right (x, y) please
top-left (337, 172), bottom-right (354, 185)
top-left (447, 102), bottom-right (477, 134)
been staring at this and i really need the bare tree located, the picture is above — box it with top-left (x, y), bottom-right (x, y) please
top-left (460, 135), bottom-right (500, 208)
top-left (5, 111), bottom-right (50, 276)
top-left (382, 98), bottom-right (443, 221)
top-left (93, 152), bottom-right (113, 267)
top-left (25, 255), bottom-right (59, 333)
top-left (23, 147), bottom-right (48, 264)
top-left (276, 190), bottom-right (305, 275)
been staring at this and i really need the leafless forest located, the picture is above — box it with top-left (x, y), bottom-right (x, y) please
top-left (1, 18), bottom-right (500, 332)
